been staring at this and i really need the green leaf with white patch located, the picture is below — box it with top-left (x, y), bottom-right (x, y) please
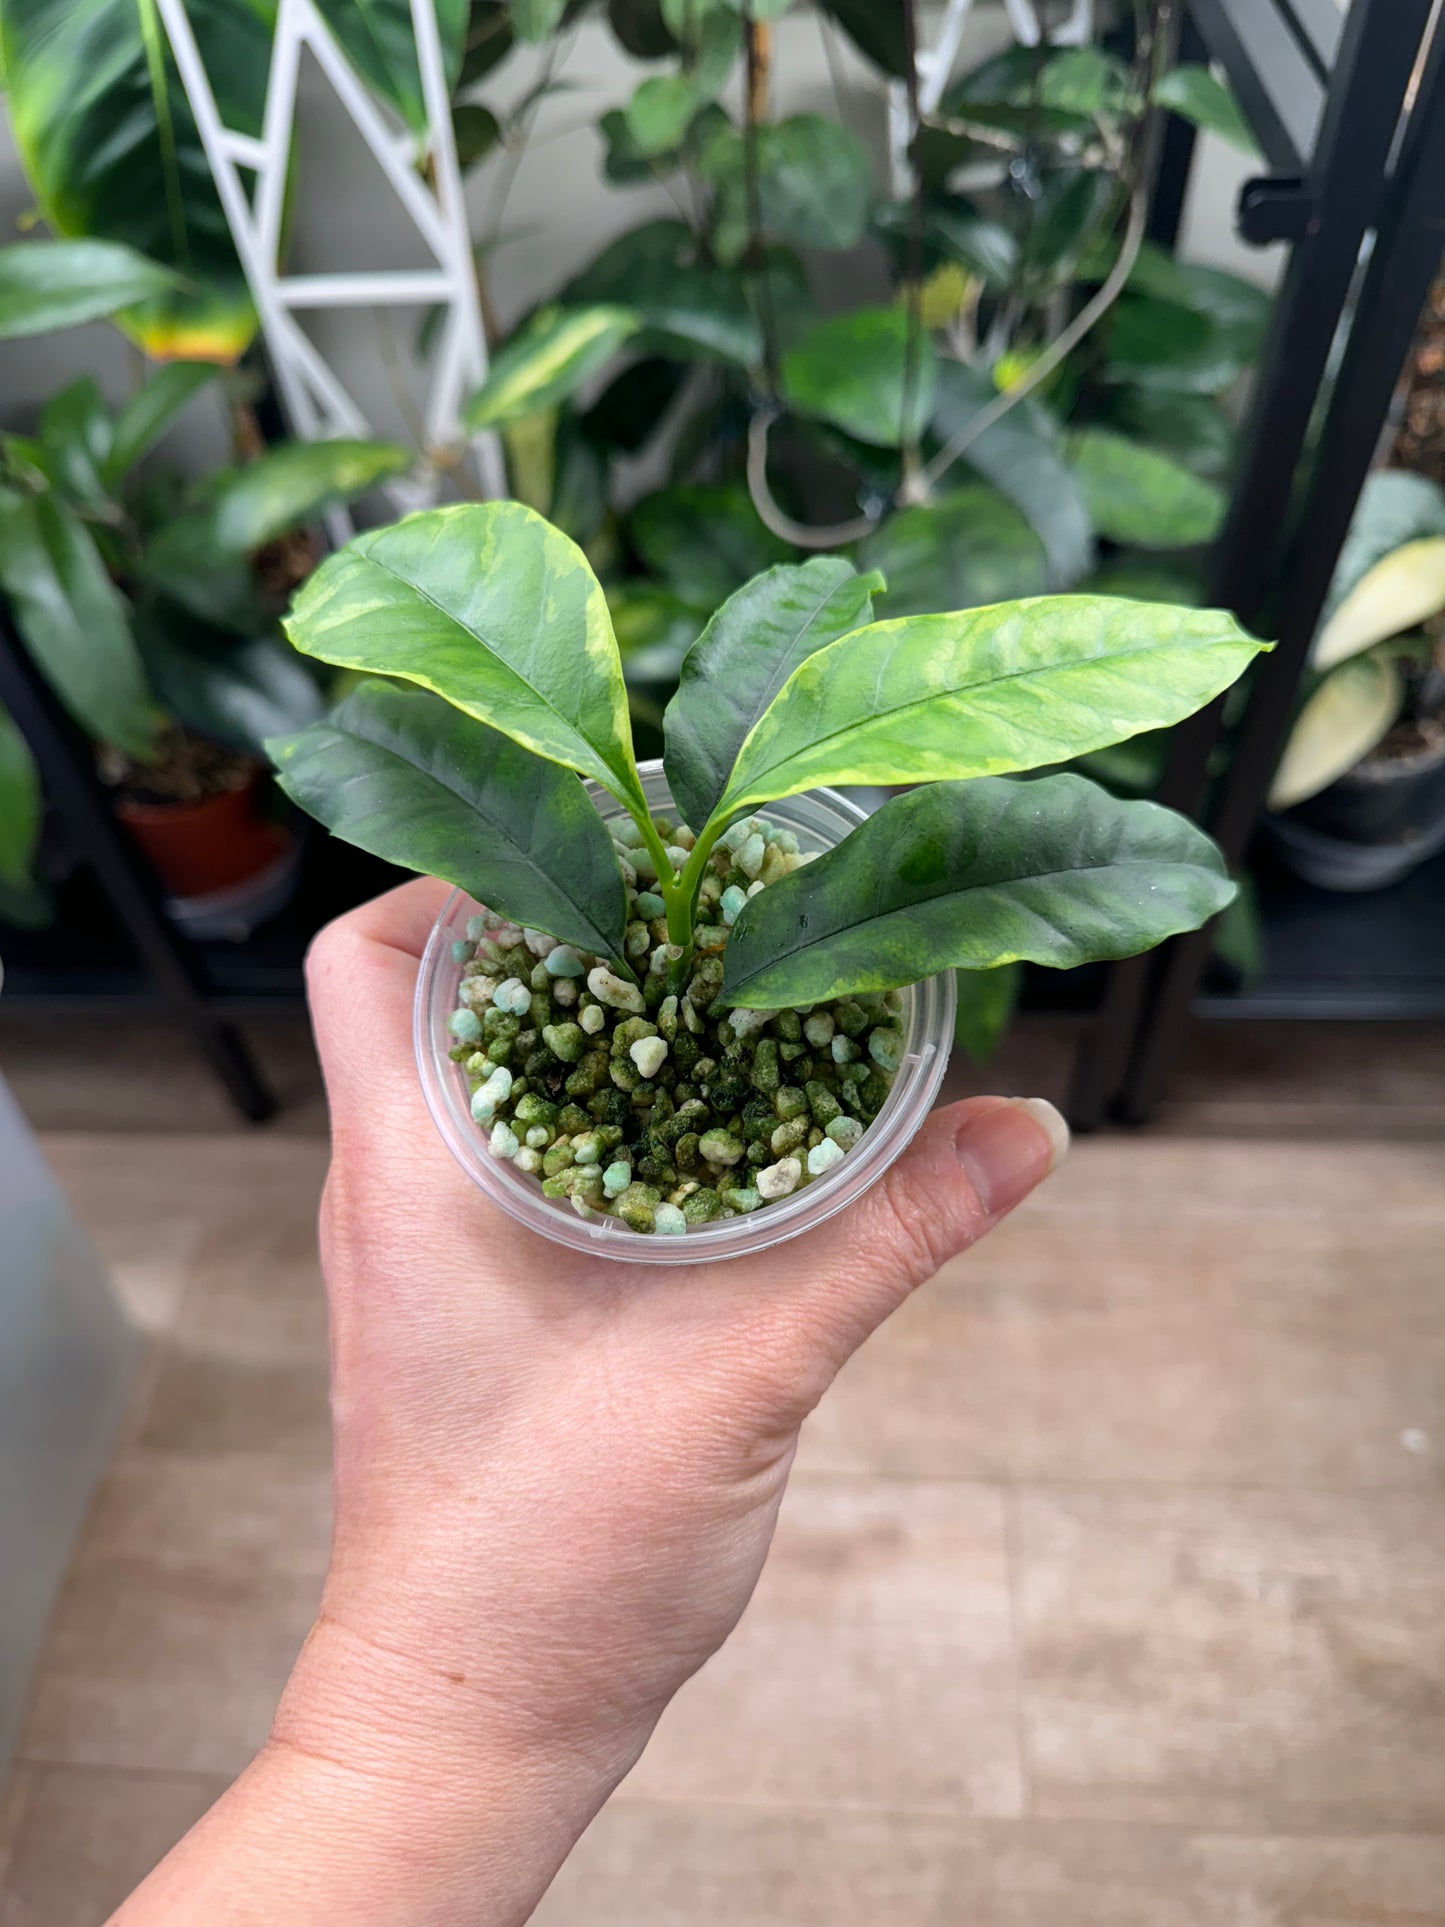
top-left (465, 305), bottom-right (641, 429)
top-left (269, 679), bottom-right (628, 960)
top-left (1269, 656), bottom-right (1402, 811)
top-left (713, 595), bottom-right (1266, 817)
top-left (283, 501), bottom-right (646, 814)
top-left (1068, 427), bottom-right (1225, 549)
top-left (0, 703), bottom-right (41, 890)
top-left (209, 439), bottom-right (412, 552)
top-left (721, 774), bottom-right (1235, 1005)
top-left (1312, 537), bottom-right (1445, 670)
top-left (1153, 65), bottom-right (1258, 157)
top-left (781, 307), bottom-right (937, 448)
top-left (1316, 470), bottom-right (1445, 636)
top-left (0, 487), bottom-right (156, 758)
top-left (663, 558), bottom-right (881, 834)
top-left (0, 238), bottom-right (179, 341)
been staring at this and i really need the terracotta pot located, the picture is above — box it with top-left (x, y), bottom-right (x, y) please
top-left (115, 773), bottom-right (290, 900)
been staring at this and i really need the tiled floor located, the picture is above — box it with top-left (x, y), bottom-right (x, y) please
top-left (2, 1032), bottom-right (1444, 1923)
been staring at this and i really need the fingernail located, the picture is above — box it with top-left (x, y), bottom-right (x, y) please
top-left (954, 1097), bottom-right (1069, 1217)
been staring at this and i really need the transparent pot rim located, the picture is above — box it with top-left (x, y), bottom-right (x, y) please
top-left (414, 767), bottom-right (956, 1266)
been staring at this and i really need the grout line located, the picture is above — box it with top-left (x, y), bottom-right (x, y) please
top-left (586, 1788), bottom-right (1445, 1840)
top-left (1000, 1485), bottom-right (1034, 1821)
top-left (786, 1467), bottom-right (1445, 1501)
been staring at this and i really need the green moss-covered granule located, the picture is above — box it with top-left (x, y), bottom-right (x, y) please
top-left (447, 813), bottom-right (904, 1235)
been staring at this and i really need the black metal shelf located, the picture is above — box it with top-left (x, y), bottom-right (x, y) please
top-left (1197, 845), bottom-right (1445, 1021)
top-left (1, 836), bottom-right (404, 1018)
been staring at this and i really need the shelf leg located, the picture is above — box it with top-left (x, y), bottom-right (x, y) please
top-left (0, 615), bottom-right (278, 1126)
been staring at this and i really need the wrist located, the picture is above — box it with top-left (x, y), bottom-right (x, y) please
top-left (115, 1615), bottom-right (645, 1927)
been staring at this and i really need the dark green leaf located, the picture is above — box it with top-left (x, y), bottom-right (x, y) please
top-left (1, 0), bottom-right (269, 359)
top-left (511, 0), bottom-right (568, 40)
top-left (857, 488), bottom-right (1048, 619)
top-left (0, 238), bottom-right (179, 341)
top-left (0, 487), bottom-right (156, 757)
top-left (453, 102), bottom-right (502, 168)
top-left (607, 0), bottom-right (676, 58)
top-left (930, 360), bottom-right (1093, 588)
top-left (270, 679), bottom-right (629, 959)
top-left (873, 198), bottom-right (1018, 287)
top-left (629, 483), bottom-right (791, 607)
top-left (0, 703), bottom-right (41, 889)
top-left (139, 515), bottom-right (262, 632)
top-left (0, 868), bottom-right (55, 930)
top-left (715, 594), bottom-right (1266, 816)
top-left (466, 305), bottom-right (640, 429)
top-left (664, 557), bottom-right (881, 834)
top-left (701, 116), bottom-right (872, 263)
top-left (1027, 46), bottom-right (1132, 116)
top-left (1082, 555), bottom-right (1203, 606)
top-left (609, 584), bottom-right (702, 684)
top-left (782, 308), bottom-right (936, 449)
top-left (722, 773), bottom-right (1235, 1005)
top-left (105, 362), bottom-right (218, 486)
top-left (284, 501), bottom-right (647, 813)
top-left (1153, 65), bottom-right (1258, 157)
top-left (461, 0), bottom-right (515, 83)
top-left (1095, 385), bottom-right (1235, 482)
top-left (814, 0), bottom-right (907, 75)
top-left (135, 603), bottom-right (324, 756)
top-left (954, 963), bottom-right (1021, 1065)
top-left (549, 417), bottom-right (608, 544)
top-left (1068, 427), bottom-right (1225, 550)
top-left (582, 354), bottom-right (689, 454)
top-left (1019, 168), bottom-right (1117, 286)
top-left (1106, 293), bottom-right (1248, 396)
top-left (624, 73), bottom-right (701, 156)
top-left (209, 439), bottom-right (412, 552)
top-left (565, 220), bottom-right (762, 365)
top-left (38, 375), bottom-right (114, 510)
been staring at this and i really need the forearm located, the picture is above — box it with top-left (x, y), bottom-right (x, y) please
top-left (110, 1617), bottom-right (646, 1927)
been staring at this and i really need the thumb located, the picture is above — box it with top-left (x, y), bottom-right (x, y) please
top-left (743, 1095), bottom-right (1068, 1398)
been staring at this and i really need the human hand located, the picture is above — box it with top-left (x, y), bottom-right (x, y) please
top-left (116, 877), bottom-right (1064, 1927)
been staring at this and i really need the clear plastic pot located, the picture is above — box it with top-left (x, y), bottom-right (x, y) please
top-left (414, 763), bottom-right (956, 1265)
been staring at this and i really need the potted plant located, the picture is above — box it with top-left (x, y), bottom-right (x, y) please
top-left (268, 499), bottom-right (1262, 1253)
top-left (0, 245), bottom-right (411, 934)
top-left (1268, 470), bottom-right (1445, 891)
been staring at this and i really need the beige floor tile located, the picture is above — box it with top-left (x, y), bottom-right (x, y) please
top-left (534, 1800), bottom-right (959, 1926)
top-left (0, 1770), bottom-right (35, 1896)
top-left (0, 1765), bottom-right (227, 1927)
top-left (1014, 1484), bottom-right (1445, 1832)
top-left (798, 1211), bottom-right (1445, 1489)
top-left (20, 1449), bottom-right (330, 1776)
top-left (625, 1476), bottom-right (1022, 1816)
top-left (536, 1804), bottom-right (1445, 1927)
top-left (136, 1345), bottom-right (332, 1458)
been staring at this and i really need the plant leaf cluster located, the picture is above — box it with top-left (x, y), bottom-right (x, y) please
top-left (0, 239), bottom-right (412, 906)
top-left (273, 499), bottom-right (1264, 1011)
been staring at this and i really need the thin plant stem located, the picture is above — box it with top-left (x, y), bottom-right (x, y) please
top-left (919, 1), bottom-right (1175, 492)
top-left (742, 4), bottom-right (782, 395)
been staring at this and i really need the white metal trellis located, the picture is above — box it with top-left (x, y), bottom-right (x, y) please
top-left (155, 0), bottom-right (506, 543)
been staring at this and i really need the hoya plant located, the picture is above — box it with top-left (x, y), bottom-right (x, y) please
top-left (270, 499), bottom-right (1264, 1236)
